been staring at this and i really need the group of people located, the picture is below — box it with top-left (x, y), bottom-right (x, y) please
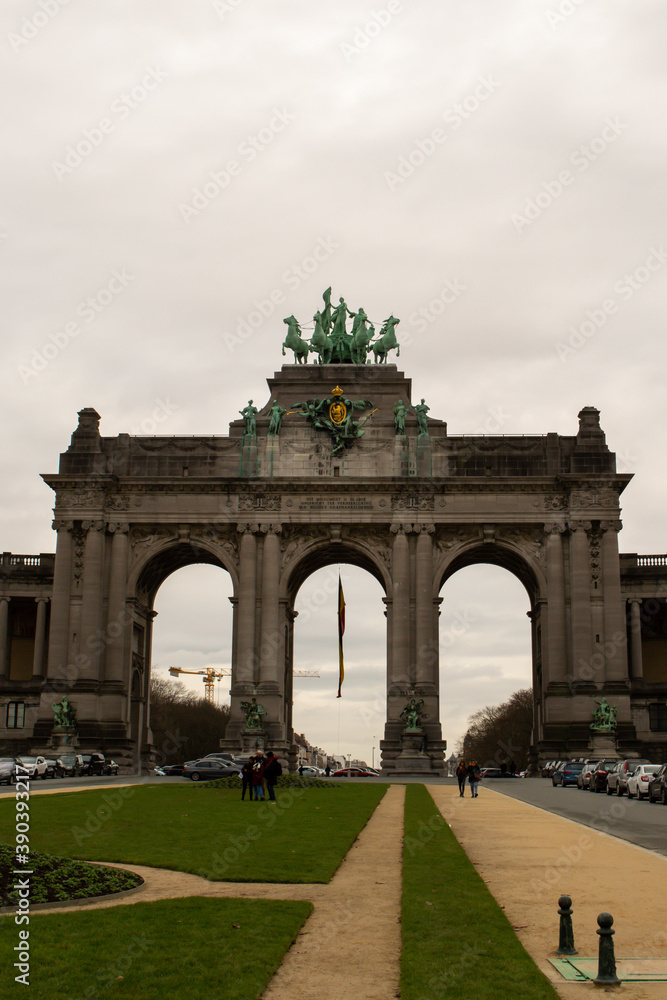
top-left (240, 750), bottom-right (282, 802)
top-left (455, 759), bottom-right (482, 797)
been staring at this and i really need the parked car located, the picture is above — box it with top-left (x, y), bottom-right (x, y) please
top-left (183, 760), bottom-right (241, 781)
top-left (589, 760), bottom-right (620, 793)
top-left (298, 765), bottom-right (321, 777)
top-left (606, 759), bottom-right (651, 796)
top-left (552, 762), bottom-right (585, 786)
top-left (577, 760), bottom-right (603, 789)
top-left (80, 753), bottom-right (106, 776)
top-left (15, 755), bottom-right (50, 779)
top-left (647, 764), bottom-right (667, 804)
top-left (627, 764), bottom-right (661, 800)
top-left (0, 756), bottom-right (19, 784)
top-left (55, 754), bottom-right (84, 777)
top-left (332, 768), bottom-right (374, 777)
top-left (102, 759), bottom-right (119, 775)
top-left (479, 768), bottom-right (520, 778)
top-left (43, 758), bottom-right (60, 778)
top-left (154, 763), bottom-right (186, 776)
top-left (541, 760), bottom-right (556, 777)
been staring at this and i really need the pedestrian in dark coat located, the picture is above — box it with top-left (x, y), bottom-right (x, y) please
top-left (241, 757), bottom-right (254, 800)
top-left (264, 751), bottom-right (282, 802)
top-left (456, 759), bottom-right (467, 797)
top-left (467, 760), bottom-right (481, 797)
top-left (252, 756), bottom-right (265, 800)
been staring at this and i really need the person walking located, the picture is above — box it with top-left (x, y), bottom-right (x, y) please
top-left (241, 756), bottom-right (254, 801)
top-left (456, 759), bottom-right (467, 797)
top-left (252, 755), bottom-right (265, 801)
top-left (264, 751), bottom-right (282, 802)
top-left (468, 760), bottom-right (481, 797)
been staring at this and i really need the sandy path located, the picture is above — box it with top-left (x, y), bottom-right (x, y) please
top-left (428, 784), bottom-right (667, 1000)
top-left (262, 783), bottom-right (404, 1000)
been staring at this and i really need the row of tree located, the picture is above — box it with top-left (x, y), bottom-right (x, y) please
top-left (456, 688), bottom-right (533, 771)
top-left (149, 677), bottom-right (230, 764)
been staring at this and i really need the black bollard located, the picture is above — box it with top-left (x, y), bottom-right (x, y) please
top-left (555, 894), bottom-right (578, 955)
top-left (594, 912), bottom-right (620, 985)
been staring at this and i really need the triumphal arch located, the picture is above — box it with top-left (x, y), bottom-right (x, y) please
top-left (6, 291), bottom-right (664, 772)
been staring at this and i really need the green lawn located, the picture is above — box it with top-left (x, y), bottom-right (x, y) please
top-left (400, 784), bottom-right (560, 1000)
top-left (0, 783), bottom-right (386, 883)
top-left (0, 897), bottom-right (312, 1000)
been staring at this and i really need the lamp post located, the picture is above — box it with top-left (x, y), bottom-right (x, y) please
top-left (372, 736), bottom-right (377, 770)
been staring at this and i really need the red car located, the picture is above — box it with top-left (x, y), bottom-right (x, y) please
top-left (332, 768), bottom-right (374, 777)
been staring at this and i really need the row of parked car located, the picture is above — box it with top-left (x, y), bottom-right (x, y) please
top-left (544, 758), bottom-right (667, 802)
top-left (153, 754), bottom-right (380, 780)
top-left (0, 753), bottom-right (119, 783)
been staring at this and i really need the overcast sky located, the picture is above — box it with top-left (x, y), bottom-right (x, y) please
top-left (2, 1), bottom-right (666, 764)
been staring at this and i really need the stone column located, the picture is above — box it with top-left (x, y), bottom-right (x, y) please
top-left (0, 597), bottom-right (10, 679)
top-left (78, 520), bottom-right (106, 681)
top-left (544, 524), bottom-right (567, 683)
top-left (105, 524), bottom-right (130, 684)
top-left (235, 524), bottom-right (258, 686)
top-left (415, 526), bottom-right (436, 688)
top-left (628, 599), bottom-right (643, 680)
top-left (46, 521), bottom-right (74, 680)
top-left (259, 526), bottom-right (281, 689)
top-left (568, 521), bottom-right (593, 681)
top-left (601, 520), bottom-right (627, 683)
top-left (32, 598), bottom-right (49, 678)
top-left (391, 526), bottom-right (410, 685)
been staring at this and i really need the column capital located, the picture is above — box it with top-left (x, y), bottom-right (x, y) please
top-left (109, 522), bottom-right (130, 534)
top-left (81, 519), bottom-right (106, 533)
top-left (52, 519), bottom-right (74, 532)
top-left (236, 522), bottom-right (261, 534)
top-left (568, 520), bottom-right (592, 533)
top-left (258, 523), bottom-right (282, 535)
top-left (34, 596), bottom-right (50, 604)
top-left (627, 597), bottom-right (643, 606)
top-left (544, 522), bottom-right (566, 535)
top-left (600, 519), bottom-right (623, 533)
top-left (414, 523), bottom-right (435, 536)
top-left (0, 596), bottom-right (10, 605)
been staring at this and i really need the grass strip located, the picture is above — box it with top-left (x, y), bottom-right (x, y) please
top-left (0, 896), bottom-right (312, 999)
top-left (0, 783), bottom-right (386, 884)
top-left (401, 784), bottom-right (560, 1000)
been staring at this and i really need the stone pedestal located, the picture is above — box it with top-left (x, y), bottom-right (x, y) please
top-left (50, 727), bottom-right (78, 752)
top-left (588, 732), bottom-right (620, 759)
top-left (241, 729), bottom-right (265, 754)
top-left (391, 729), bottom-right (432, 775)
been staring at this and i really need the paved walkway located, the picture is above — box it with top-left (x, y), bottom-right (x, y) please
top-left (429, 784), bottom-right (667, 1000)
top-left (10, 781), bottom-right (667, 998)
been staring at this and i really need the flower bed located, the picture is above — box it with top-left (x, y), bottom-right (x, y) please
top-left (0, 845), bottom-right (143, 905)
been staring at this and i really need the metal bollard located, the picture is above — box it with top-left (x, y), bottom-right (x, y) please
top-left (594, 912), bottom-right (620, 985)
top-left (555, 895), bottom-right (578, 955)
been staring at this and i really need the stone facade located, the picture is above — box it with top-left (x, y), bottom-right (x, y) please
top-left (1, 362), bottom-right (666, 770)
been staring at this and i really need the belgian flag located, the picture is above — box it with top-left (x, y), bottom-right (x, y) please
top-left (337, 574), bottom-right (346, 698)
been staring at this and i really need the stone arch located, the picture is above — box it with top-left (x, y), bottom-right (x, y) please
top-left (128, 537), bottom-right (239, 604)
top-left (282, 535), bottom-right (391, 604)
top-left (435, 536), bottom-right (546, 602)
top-left (436, 536), bottom-right (548, 761)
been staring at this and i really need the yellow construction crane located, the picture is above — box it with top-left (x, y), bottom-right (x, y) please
top-left (168, 666), bottom-right (319, 704)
